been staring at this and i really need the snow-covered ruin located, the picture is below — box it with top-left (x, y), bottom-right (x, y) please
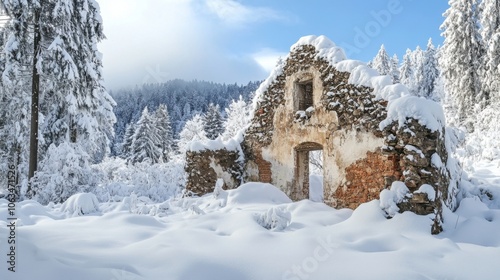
top-left (185, 35), bottom-right (458, 233)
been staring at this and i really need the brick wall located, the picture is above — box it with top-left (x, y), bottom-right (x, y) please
top-left (335, 151), bottom-right (401, 209)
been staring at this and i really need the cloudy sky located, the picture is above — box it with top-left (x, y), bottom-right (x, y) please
top-left (98, 0), bottom-right (449, 90)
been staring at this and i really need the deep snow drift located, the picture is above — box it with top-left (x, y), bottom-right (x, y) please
top-left (1, 160), bottom-right (500, 280)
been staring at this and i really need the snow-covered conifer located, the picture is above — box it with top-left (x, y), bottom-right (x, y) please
top-left (121, 123), bottom-right (136, 159)
top-left (203, 104), bottom-right (224, 140)
top-left (419, 39), bottom-right (440, 100)
top-left (178, 114), bottom-right (207, 154)
top-left (412, 46), bottom-right (425, 97)
top-left (399, 49), bottom-right (415, 91)
top-left (480, 0), bottom-right (500, 106)
top-left (1, 0), bottom-right (116, 198)
top-left (441, 0), bottom-right (484, 127)
top-left (372, 44), bottom-right (391, 75)
top-left (131, 107), bottom-right (162, 164)
top-left (222, 96), bottom-right (251, 141)
top-left (153, 104), bottom-right (174, 162)
top-left (390, 54), bottom-right (400, 84)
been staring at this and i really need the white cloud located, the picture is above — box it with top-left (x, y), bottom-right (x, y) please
top-left (97, 0), bottom-right (288, 90)
top-left (205, 0), bottom-right (285, 26)
top-left (251, 48), bottom-right (288, 74)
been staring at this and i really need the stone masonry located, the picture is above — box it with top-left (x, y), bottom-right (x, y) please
top-left (185, 37), bottom-right (454, 233)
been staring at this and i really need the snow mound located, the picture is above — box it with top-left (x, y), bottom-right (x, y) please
top-left (255, 206), bottom-right (291, 231)
top-left (334, 59), bottom-right (366, 72)
top-left (61, 193), bottom-right (100, 216)
top-left (455, 197), bottom-right (491, 219)
top-left (226, 183), bottom-right (292, 206)
top-left (291, 35), bottom-right (347, 64)
top-left (380, 95), bottom-right (446, 132)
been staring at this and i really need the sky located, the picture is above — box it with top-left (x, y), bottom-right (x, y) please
top-left (98, 0), bottom-right (450, 91)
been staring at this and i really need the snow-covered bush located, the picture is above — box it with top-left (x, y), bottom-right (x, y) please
top-left (60, 193), bottom-right (100, 216)
top-left (92, 157), bottom-right (185, 203)
top-left (33, 143), bottom-right (96, 204)
top-left (256, 207), bottom-right (291, 231)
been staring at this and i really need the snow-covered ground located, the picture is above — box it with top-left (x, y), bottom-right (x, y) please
top-left (1, 161), bottom-right (500, 280)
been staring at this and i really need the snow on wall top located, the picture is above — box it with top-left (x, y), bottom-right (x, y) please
top-left (290, 35), bottom-right (347, 64)
top-left (188, 137), bottom-right (241, 153)
top-left (252, 34), bottom-right (446, 132)
top-left (379, 96), bottom-right (446, 132)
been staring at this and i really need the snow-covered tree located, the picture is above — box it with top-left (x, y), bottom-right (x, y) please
top-left (441, 0), bottom-right (484, 127)
top-left (411, 46), bottom-right (425, 97)
top-left (480, 0), bottom-right (500, 106)
top-left (399, 49), bottom-right (414, 90)
top-left (203, 103), bottom-right (224, 140)
top-left (0, 1), bottom-right (36, 194)
top-left (419, 39), bottom-right (440, 100)
top-left (131, 107), bottom-right (161, 164)
top-left (222, 96), bottom-right (251, 141)
top-left (153, 104), bottom-right (174, 162)
top-left (372, 44), bottom-right (391, 75)
top-left (390, 54), bottom-right (400, 84)
top-left (121, 123), bottom-right (135, 159)
top-left (178, 114), bottom-right (207, 154)
top-left (1, 0), bottom-right (116, 198)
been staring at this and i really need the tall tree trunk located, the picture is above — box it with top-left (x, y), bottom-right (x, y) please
top-left (27, 10), bottom-right (40, 197)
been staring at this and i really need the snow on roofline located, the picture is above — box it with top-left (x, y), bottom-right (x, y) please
top-left (251, 34), bottom-right (446, 132)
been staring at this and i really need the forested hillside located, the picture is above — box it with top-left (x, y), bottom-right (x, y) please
top-left (110, 80), bottom-right (260, 156)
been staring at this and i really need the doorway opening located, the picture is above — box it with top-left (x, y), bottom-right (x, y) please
top-left (294, 142), bottom-right (323, 202)
top-left (309, 150), bottom-right (323, 202)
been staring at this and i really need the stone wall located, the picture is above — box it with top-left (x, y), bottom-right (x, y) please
top-left (185, 148), bottom-right (242, 196)
top-left (381, 118), bottom-right (452, 233)
top-left (244, 44), bottom-right (393, 208)
top-left (243, 41), bottom-right (452, 228)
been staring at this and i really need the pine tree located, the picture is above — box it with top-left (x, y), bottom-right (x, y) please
top-left (131, 107), bottom-right (162, 164)
top-left (480, 0), bottom-right (500, 106)
top-left (372, 44), bottom-right (391, 75)
top-left (121, 123), bottom-right (135, 159)
top-left (441, 0), bottom-right (484, 127)
top-left (390, 54), bottom-right (400, 84)
top-left (399, 49), bottom-right (414, 90)
top-left (178, 114), bottom-right (207, 154)
top-left (222, 96), bottom-right (251, 141)
top-left (153, 104), bottom-right (174, 162)
top-left (1, 0), bottom-right (116, 198)
top-left (419, 39), bottom-right (440, 100)
top-left (203, 103), bottom-right (224, 140)
top-left (412, 46), bottom-right (425, 97)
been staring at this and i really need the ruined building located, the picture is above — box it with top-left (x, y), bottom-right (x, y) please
top-left (185, 35), bottom-right (458, 233)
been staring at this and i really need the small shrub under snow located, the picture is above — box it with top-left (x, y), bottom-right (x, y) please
top-left (60, 193), bottom-right (100, 216)
top-left (256, 207), bottom-right (291, 231)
